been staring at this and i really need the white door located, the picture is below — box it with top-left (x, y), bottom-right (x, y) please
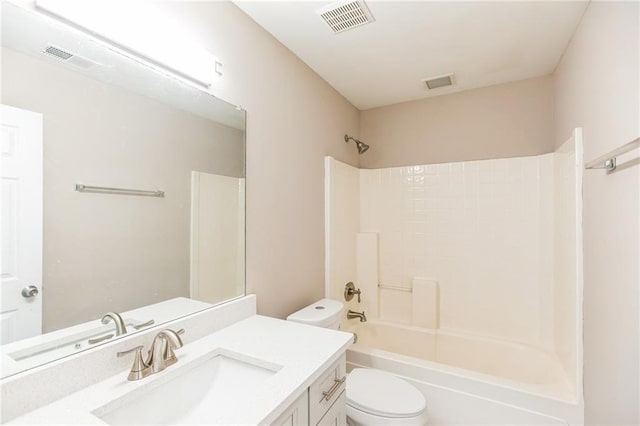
top-left (1, 104), bottom-right (43, 344)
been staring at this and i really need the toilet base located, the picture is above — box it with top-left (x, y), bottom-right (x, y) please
top-left (346, 404), bottom-right (428, 426)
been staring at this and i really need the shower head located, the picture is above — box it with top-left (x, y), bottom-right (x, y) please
top-left (345, 134), bottom-right (370, 155)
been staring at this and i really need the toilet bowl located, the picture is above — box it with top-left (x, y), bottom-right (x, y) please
top-left (346, 368), bottom-right (427, 426)
top-left (287, 299), bottom-right (428, 426)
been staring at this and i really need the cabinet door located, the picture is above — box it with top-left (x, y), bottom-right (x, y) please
top-left (317, 390), bottom-right (346, 426)
top-left (309, 355), bottom-right (346, 425)
top-left (273, 390), bottom-right (309, 426)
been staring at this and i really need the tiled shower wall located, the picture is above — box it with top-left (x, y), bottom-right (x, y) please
top-left (553, 134), bottom-right (581, 391)
top-left (359, 156), bottom-right (555, 348)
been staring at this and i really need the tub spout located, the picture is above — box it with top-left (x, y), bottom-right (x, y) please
top-left (347, 310), bottom-right (367, 322)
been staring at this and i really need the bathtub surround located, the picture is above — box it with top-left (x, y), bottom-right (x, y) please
top-left (552, 132), bottom-right (583, 397)
top-left (355, 233), bottom-right (379, 321)
top-left (411, 278), bottom-right (439, 330)
top-left (325, 133), bottom-right (583, 422)
top-left (327, 147), bottom-right (580, 349)
top-left (357, 154), bottom-right (557, 347)
top-left (553, 2), bottom-right (640, 424)
top-left (325, 158), bottom-right (361, 306)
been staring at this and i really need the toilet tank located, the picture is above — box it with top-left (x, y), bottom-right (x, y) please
top-left (286, 298), bottom-right (344, 330)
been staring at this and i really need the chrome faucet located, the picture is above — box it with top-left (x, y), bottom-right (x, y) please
top-left (117, 329), bottom-right (185, 381)
top-left (347, 310), bottom-right (367, 322)
top-left (101, 312), bottom-right (127, 336)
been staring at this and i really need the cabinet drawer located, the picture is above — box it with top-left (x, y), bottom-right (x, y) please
top-left (317, 390), bottom-right (346, 426)
top-left (309, 354), bottom-right (346, 425)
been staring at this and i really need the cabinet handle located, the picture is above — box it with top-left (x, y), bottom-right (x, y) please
top-left (322, 376), bottom-right (346, 402)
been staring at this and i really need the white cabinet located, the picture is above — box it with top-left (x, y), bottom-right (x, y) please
top-left (309, 355), bottom-right (346, 425)
top-left (273, 354), bottom-right (347, 426)
top-left (317, 390), bottom-right (346, 426)
top-left (273, 390), bottom-right (310, 426)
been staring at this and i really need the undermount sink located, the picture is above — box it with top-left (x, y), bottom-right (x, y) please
top-left (93, 350), bottom-right (281, 425)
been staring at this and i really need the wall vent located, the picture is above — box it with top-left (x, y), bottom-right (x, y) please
top-left (317, 0), bottom-right (375, 34)
top-left (423, 73), bottom-right (455, 90)
top-left (42, 45), bottom-right (96, 69)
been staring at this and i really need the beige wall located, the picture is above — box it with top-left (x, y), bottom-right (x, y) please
top-left (154, 2), bottom-right (360, 318)
top-left (1, 47), bottom-right (245, 331)
top-left (359, 76), bottom-right (554, 169)
top-left (554, 2), bottom-right (640, 424)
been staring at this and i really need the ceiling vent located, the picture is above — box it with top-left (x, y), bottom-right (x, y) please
top-left (42, 45), bottom-right (96, 69)
top-left (423, 73), bottom-right (455, 90)
top-left (317, 0), bottom-right (375, 34)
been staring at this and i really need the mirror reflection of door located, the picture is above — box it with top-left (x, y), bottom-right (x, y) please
top-left (1, 104), bottom-right (43, 344)
top-left (190, 171), bottom-right (245, 305)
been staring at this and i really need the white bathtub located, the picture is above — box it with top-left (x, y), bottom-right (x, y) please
top-left (342, 320), bottom-right (583, 425)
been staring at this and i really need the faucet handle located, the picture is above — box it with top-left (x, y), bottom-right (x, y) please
top-left (117, 345), bottom-right (151, 381)
top-left (117, 345), bottom-right (143, 357)
top-left (344, 282), bottom-right (362, 303)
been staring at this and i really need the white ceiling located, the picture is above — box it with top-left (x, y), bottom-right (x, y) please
top-left (235, 1), bottom-right (589, 110)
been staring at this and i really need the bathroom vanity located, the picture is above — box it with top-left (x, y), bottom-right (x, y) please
top-left (2, 299), bottom-right (352, 425)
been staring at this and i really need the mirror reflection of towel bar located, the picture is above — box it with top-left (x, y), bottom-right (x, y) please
top-left (75, 184), bottom-right (164, 197)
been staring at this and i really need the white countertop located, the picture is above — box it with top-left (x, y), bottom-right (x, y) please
top-left (8, 315), bottom-right (353, 425)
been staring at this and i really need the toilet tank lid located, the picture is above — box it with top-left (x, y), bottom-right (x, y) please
top-left (286, 298), bottom-right (343, 327)
top-left (346, 368), bottom-right (426, 418)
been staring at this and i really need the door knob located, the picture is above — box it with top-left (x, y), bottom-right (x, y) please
top-left (21, 285), bottom-right (39, 298)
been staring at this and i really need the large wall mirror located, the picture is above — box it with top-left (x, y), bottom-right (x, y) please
top-left (1, 2), bottom-right (245, 378)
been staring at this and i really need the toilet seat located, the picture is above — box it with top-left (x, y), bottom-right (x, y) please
top-left (346, 368), bottom-right (426, 419)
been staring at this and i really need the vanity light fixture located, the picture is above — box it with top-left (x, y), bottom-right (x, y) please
top-left (35, 0), bottom-right (222, 87)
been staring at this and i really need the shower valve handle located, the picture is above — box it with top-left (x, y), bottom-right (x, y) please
top-left (344, 282), bottom-right (362, 303)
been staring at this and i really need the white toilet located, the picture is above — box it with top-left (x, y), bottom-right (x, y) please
top-left (287, 299), bottom-right (428, 426)
top-left (286, 298), bottom-right (344, 329)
